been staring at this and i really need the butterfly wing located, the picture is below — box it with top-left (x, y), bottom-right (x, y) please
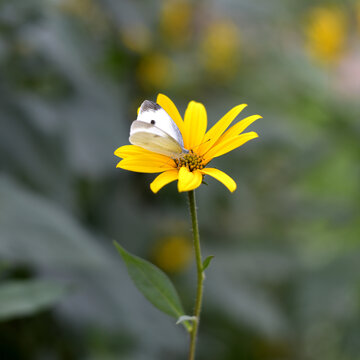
top-left (129, 120), bottom-right (184, 157)
top-left (129, 100), bottom-right (188, 157)
top-left (136, 100), bottom-right (185, 149)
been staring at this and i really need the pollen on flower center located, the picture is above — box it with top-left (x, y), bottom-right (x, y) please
top-left (174, 150), bottom-right (205, 172)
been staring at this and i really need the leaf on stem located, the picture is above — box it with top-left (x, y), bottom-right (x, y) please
top-left (114, 241), bottom-right (187, 321)
top-left (202, 255), bottom-right (215, 271)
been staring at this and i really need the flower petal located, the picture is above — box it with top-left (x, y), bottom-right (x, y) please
top-left (116, 149), bottom-right (173, 164)
top-left (117, 156), bottom-right (175, 173)
top-left (204, 132), bottom-right (259, 161)
top-left (177, 167), bottom-right (203, 192)
top-left (150, 169), bottom-right (179, 193)
top-left (218, 114), bottom-right (262, 143)
top-left (114, 145), bottom-right (157, 159)
top-left (183, 101), bottom-right (207, 150)
top-left (198, 104), bottom-right (247, 155)
top-left (201, 168), bottom-right (237, 192)
top-left (157, 93), bottom-right (184, 133)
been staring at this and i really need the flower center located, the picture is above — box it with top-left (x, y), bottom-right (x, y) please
top-left (175, 150), bottom-right (205, 171)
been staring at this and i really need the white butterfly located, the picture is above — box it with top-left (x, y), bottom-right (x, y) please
top-left (129, 100), bottom-right (189, 158)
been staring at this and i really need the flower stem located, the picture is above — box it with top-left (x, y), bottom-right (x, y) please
top-left (187, 190), bottom-right (204, 360)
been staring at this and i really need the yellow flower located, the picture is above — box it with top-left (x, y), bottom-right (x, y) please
top-left (357, 2), bottom-right (360, 35)
top-left (120, 25), bottom-right (151, 54)
top-left (152, 236), bottom-right (193, 273)
top-left (200, 20), bottom-right (240, 79)
top-left (160, 0), bottom-right (192, 47)
top-left (59, 0), bottom-right (108, 33)
top-left (137, 53), bottom-right (174, 90)
top-left (114, 94), bottom-right (261, 193)
top-left (304, 6), bottom-right (347, 65)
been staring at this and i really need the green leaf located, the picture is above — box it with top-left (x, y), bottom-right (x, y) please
top-left (0, 280), bottom-right (69, 321)
top-left (202, 255), bottom-right (215, 271)
top-left (114, 242), bottom-right (187, 320)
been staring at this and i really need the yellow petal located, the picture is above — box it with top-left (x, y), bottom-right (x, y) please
top-left (219, 114), bottom-right (262, 143)
top-left (116, 150), bottom-right (173, 164)
top-left (201, 168), bottom-right (237, 192)
top-left (150, 169), bottom-right (179, 193)
top-left (177, 167), bottom-right (203, 192)
top-left (204, 132), bottom-right (258, 161)
top-left (114, 145), bottom-right (156, 158)
top-left (117, 156), bottom-right (175, 173)
top-left (156, 93), bottom-right (184, 133)
top-left (198, 104), bottom-right (247, 155)
top-left (182, 101), bottom-right (207, 150)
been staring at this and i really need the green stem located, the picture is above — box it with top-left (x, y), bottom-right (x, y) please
top-left (187, 190), bottom-right (204, 360)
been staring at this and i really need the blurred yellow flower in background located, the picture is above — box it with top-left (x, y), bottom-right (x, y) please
top-left (160, 0), bottom-right (192, 47)
top-left (115, 94), bottom-right (261, 193)
top-left (59, 0), bottom-right (108, 32)
top-left (357, 2), bottom-right (360, 35)
top-left (137, 53), bottom-right (174, 90)
top-left (152, 236), bottom-right (193, 273)
top-left (305, 6), bottom-right (347, 65)
top-left (200, 20), bottom-right (240, 79)
top-left (120, 25), bottom-right (151, 54)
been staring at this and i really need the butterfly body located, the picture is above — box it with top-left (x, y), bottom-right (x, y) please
top-left (129, 100), bottom-right (188, 158)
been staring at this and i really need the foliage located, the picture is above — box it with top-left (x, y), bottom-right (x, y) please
top-left (0, 0), bottom-right (359, 359)
top-left (0, 280), bottom-right (69, 321)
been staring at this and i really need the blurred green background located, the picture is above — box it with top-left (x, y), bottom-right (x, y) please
top-left (1, 0), bottom-right (360, 359)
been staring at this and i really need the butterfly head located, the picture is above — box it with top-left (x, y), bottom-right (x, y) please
top-left (129, 100), bottom-right (188, 158)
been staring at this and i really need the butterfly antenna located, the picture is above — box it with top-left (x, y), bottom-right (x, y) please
top-left (191, 138), bottom-right (211, 151)
top-left (159, 139), bottom-right (212, 169)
